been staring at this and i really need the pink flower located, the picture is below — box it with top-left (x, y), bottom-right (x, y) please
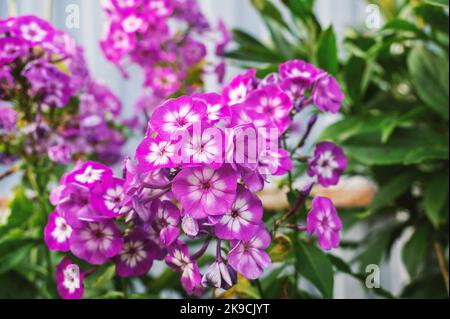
top-left (136, 135), bottom-right (177, 172)
top-left (138, 200), bottom-right (181, 247)
top-left (145, 66), bottom-right (182, 98)
top-left (70, 220), bottom-right (123, 265)
top-left (279, 59), bottom-right (322, 84)
top-left (56, 257), bottom-right (83, 299)
top-left (215, 186), bottom-right (263, 241)
top-left (11, 16), bottom-right (54, 45)
top-left (90, 177), bottom-right (126, 218)
top-left (149, 96), bottom-right (206, 139)
top-left (312, 74), bottom-right (344, 114)
top-left (222, 70), bottom-right (257, 106)
top-left (44, 210), bottom-right (72, 252)
top-left (165, 241), bottom-right (204, 296)
top-left (227, 226), bottom-right (272, 280)
top-left (115, 230), bottom-right (161, 277)
top-left (66, 161), bottom-right (113, 189)
top-left (193, 92), bottom-right (231, 123)
top-left (244, 84), bottom-right (293, 133)
top-left (182, 38), bottom-right (207, 66)
top-left (172, 165), bottom-right (237, 219)
top-left (307, 197), bottom-right (342, 251)
top-left (308, 142), bottom-right (347, 187)
top-left (0, 38), bottom-right (27, 65)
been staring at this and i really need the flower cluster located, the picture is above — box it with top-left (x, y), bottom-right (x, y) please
top-left (100, 0), bottom-right (231, 128)
top-left (0, 15), bottom-right (127, 165)
top-left (48, 61), bottom-right (346, 299)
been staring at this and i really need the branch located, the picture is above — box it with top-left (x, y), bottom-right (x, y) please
top-left (0, 165), bottom-right (19, 181)
top-left (434, 242), bottom-right (449, 295)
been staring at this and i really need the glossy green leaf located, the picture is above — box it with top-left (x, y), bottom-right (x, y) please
top-left (423, 173), bottom-right (449, 228)
top-left (316, 26), bottom-right (339, 76)
top-left (402, 227), bottom-right (430, 278)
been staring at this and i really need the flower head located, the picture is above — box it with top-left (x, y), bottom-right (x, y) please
top-left (308, 142), bottom-right (347, 187)
top-left (56, 257), bottom-right (83, 299)
top-left (307, 197), bottom-right (342, 250)
top-left (227, 226), bottom-right (272, 280)
top-left (312, 74), bottom-right (344, 114)
top-left (202, 260), bottom-right (237, 290)
top-left (70, 220), bottom-right (123, 265)
top-left (172, 165), bottom-right (237, 219)
top-left (44, 210), bottom-right (72, 252)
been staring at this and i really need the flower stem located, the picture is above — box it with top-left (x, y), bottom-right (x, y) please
top-left (434, 241), bottom-right (449, 295)
top-left (0, 165), bottom-right (19, 181)
top-left (255, 279), bottom-right (265, 299)
top-left (192, 237), bottom-right (212, 260)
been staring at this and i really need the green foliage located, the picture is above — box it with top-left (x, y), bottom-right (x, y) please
top-left (227, 0), bottom-right (449, 298)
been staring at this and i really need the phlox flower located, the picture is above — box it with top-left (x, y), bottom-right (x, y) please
top-left (66, 161), bottom-right (113, 189)
top-left (279, 59), bottom-right (322, 85)
top-left (312, 74), bottom-right (344, 114)
top-left (44, 210), bottom-right (72, 252)
top-left (172, 165), bottom-right (237, 219)
top-left (222, 70), bottom-right (257, 106)
top-left (136, 135), bottom-right (177, 172)
top-left (215, 186), bottom-right (263, 241)
top-left (56, 257), bottom-right (83, 299)
top-left (193, 92), bottom-right (231, 124)
top-left (307, 197), bottom-right (342, 251)
top-left (70, 220), bottom-right (123, 265)
top-left (91, 177), bottom-right (126, 218)
top-left (227, 226), bottom-right (272, 280)
top-left (308, 142), bottom-right (347, 187)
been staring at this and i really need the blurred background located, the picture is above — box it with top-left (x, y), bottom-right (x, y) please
top-left (0, 0), bottom-right (436, 298)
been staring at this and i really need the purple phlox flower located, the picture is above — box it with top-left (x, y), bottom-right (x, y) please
top-left (70, 219), bottom-right (123, 265)
top-left (308, 142), bottom-right (347, 187)
top-left (222, 69), bottom-right (257, 106)
top-left (44, 210), bottom-right (73, 252)
top-left (66, 161), bottom-right (114, 190)
top-left (136, 135), bottom-right (177, 172)
top-left (215, 186), bottom-right (263, 241)
top-left (307, 196), bottom-right (342, 251)
top-left (0, 104), bottom-right (17, 133)
top-left (165, 240), bottom-right (204, 296)
top-left (280, 77), bottom-right (310, 103)
top-left (138, 199), bottom-right (181, 248)
top-left (0, 37), bottom-right (28, 65)
top-left (11, 15), bottom-right (54, 45)
top-left (258, 146), bottom-right (293, 176)
top-left (172, 165), bottom-right (237, 219)
top-left (91, 177), bottom-right (126, 218)
top-left (181, 213), bottom-right (200, 237)
top-left (149, 95), bottom-right (207, 139)
top-left (279, 59), bottom-right (323, 85)
top-left (115, 229), bottom-right (161, 277)
top-left (145, 66), bottom-right (182, 98)
top-left (215, 19), bottom-right (232, 56)
top-left (182, 37), bottom-right (207, 66)
top-left (244, 84), bottom-right (293, 134)
top-left (312, 73), bottom-right (344, 114)
top-left (193, 92), bottom-right (231, 124)
top-left (227, 226), bottom-right (272, 280)
top-left (56, 257), bottom-right (83, 299)
top-left (48, 143), bottom-right (72, 165)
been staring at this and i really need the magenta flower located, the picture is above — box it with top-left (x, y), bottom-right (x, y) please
top-left (136, 135), bottom-right (176, 172)
top-left (44, 210), bottom-right (72, 252)
top-left (56, 257), bottom-right (83, 299)
top-left (11, 15), bottom-right (54, 44)
top-left (280, 77), bottom-right (310, 102)
top-left (312, 74), bottom-right (344, 114)
top-left (193, 93), bottom-right (231, 123)
top-left (307, 197), bottom-right (342, 251)
top-left (90, 177), bottom-right (126, 218)
top-left (70, 220), bottom-right (123, 265)
top-left (145, 66), bottom-right (182, 98)
top-left (244, 84), bottom-right (293, 133)
top-left (279, 59), bottom-right (322, 85)
top-left (222, 70), bottom-right (257, 106)
top-left (115, 230), bottom-right (160, 277)
top-left (182, 38), bottom-right (207, 66)
top-left (308, 142), bottom-right (347, 187)
top-left (139, 200), bottom-right (181, 247)
top-left (149, 96), bottom-right (206, 139)
top-left (66, 161), bottom-right (113, 189)
top-left (165, 241), bottom-right (204, 296)
top-left (215, 186), bottom-right (263, 241)
top-left (227, 226), bottom-right (272, 280)
top-left (0, 104), bottom-right (17, 133)
top-left (0, 38), bottom-right (27, 65)
top-left (172, 165), bottom-right (237, 219)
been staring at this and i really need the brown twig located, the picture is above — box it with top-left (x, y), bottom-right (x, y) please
top-left (0, 165), bottom-right (19, 181)
top-left (434, 242), bottom-right (449, 295)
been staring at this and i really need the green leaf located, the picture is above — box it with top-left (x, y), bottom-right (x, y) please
top-left (402, 227), bottom-right (430, 278)
top-left (297, 240), bottom-right (334, 298)
top-left (316, 26), bottom-right (339, 76)
top-left (383, 19), bottom-right (429, 39)
top-left (7, 187), bottom-right (35, 229)
top-left (370, 173), bottom-right (415, 212)
top-left (0, 234), bottom-right (36, 274)
top-left (408, 45), bottom-right (449, 120)
top-left (0, 271), bottom-right (38, 298)
top-left (232, 29), bottom-right (268, 50)
top-left (423, 173), bottom-right (449, 228)
top-left (250, 0), bottom-right (290, 30)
